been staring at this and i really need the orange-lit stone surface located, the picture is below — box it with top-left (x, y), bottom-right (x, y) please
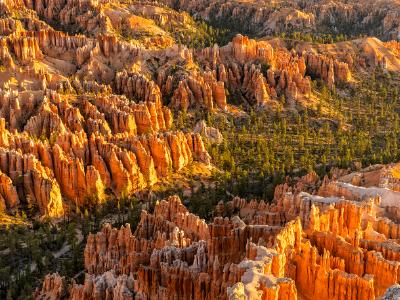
top-left (36, 165), bottom-right (400, 299)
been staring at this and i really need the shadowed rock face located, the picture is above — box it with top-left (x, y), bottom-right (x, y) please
top-left (35, 165), bottom-right (400, 299)
top-left (156, 0), bottom-right (400, 41)
top-left (4, 0), bottom-right (400, 41)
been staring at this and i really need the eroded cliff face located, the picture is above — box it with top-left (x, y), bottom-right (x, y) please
top-left (4, 0), bottom-right (389, 218)
top-left (2, 0), bottom-right (400, 298)
top-left (169, 34), bottom-right (313, 109)
top-left (156, 0), bottom-right (400, 41)
top-left (3, 3), bottom-right (391, 115)
top-left (2, 0), bottom-right (399, 127)
top-left (36, 165), bottom-right (400, 299)
top-left (0, 86), bottom-right (210, 217)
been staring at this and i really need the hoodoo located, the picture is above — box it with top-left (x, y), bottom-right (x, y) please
top-left (2, 0), bottom-right (400, 299)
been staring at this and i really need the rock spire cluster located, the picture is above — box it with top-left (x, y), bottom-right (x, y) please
top-left (36, 164), bottom-right (400, 299)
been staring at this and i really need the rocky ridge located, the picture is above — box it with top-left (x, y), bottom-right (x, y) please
top-left (6, 0), bottom-right (394, 217)
top-left (2, 1), bottom-right (400, 299)
top-left (0, 86), bottom-right (211, 217)
top-left (35, 163), bottom-right (400, 299)
top-left (0, 23), bottom-right (356, 111)
top-left (1, 0), bottom-right (399, 129)
top-left (156, 0), bottom-right (400, 41)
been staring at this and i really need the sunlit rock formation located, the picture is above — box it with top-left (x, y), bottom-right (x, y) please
top-left (36, 164), bottom-right (400, 299)
top-left (0, 88), bottom-right (210, 217)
